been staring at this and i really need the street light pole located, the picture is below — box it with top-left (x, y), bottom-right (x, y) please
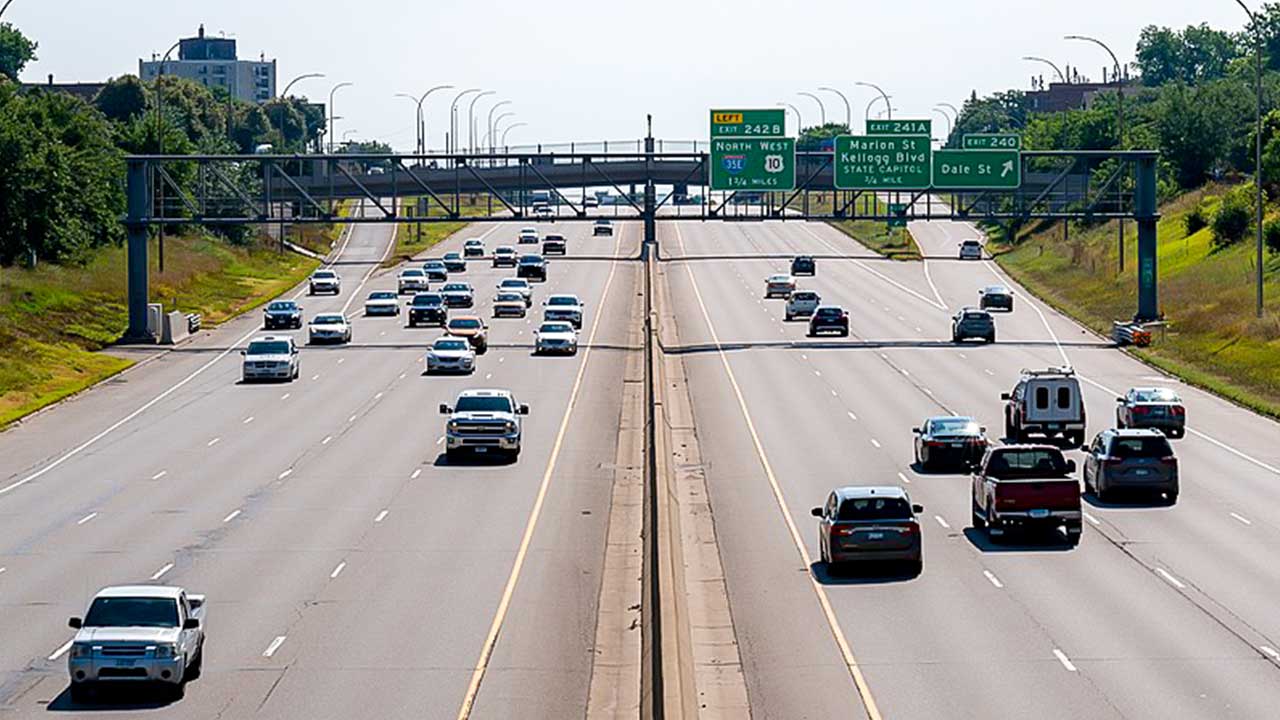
top-left (777, 102), bottom-right (803, 135)
top-left (1066, 34), bottom-right (1126, 272)
top-left (855, 81), bottom-right (893, 122)
top-left (492, 112), bottom-right (516, 151)
top-left (818, 86), bottom-right (852, 130)
top-left (487, 99), bottom-right (511, 155)
top-left (415, 84), bottom-right (454, 155)
top-left (153, 40), bottom-right (181, 274)
top-left (277, 72), bottom-right (325, 148)
top-left (501, 122), bottom-right (527, 147)
top-left (448, 88), bottom-right (481, 155)
top-left (797, 91), bottom-right (827, 127)
top-left (0, 0), bottom-right (17, 18)
top-left (932, 108), bottom-right (952, 144)
top-left (1022, 56), bottom-right (1067, 84)
top-left (1236, 0), bottom-right (1266, 317)
top-left (865, 95), bottom-right (891, 124)
top-left (327, 82), bottom-right (353, 154)
top-left (467, 90), bottom-right (495, 154)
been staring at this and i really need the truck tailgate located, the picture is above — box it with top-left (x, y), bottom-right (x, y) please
top-left (995, 478), bottom-right (1080, 511)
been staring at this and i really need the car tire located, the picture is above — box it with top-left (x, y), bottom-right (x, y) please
top-left (971, 497), bottom-right (986, 529)
top-left (445, 448), bottom-right (462, 463)
top-left (839, 329), bottom-right (849, 337)
top-left (1165, 489), bottom-right (1179, 505)
top-left (819, 534), bottom-right (830, 565)
top-left (1065, 524), bottom-right (1082, 547)
top-left (70, 683), bottom-right (93, 703)
top-left (187, 640), bottom-right (204, 679)
top-left (906, 559), bottom-right (923, 577)
top-left (985, 333), bottom-right (995, 344)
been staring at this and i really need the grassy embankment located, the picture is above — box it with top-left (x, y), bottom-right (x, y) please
top-left (991, 184), bottom-right (1280, 418)
top-left (778, 192), bottom-right (921, 260)
top-left (0, 233), bottom-right (322, 427)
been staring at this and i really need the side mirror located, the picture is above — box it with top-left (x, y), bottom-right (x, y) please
top-left (1066, 460), bottom-right (1078, 473)
top-left (68, 617), bottom-right (82, 629)
top-left (980, 426), bottom-right (988, 434)
top-left (1000, 393), bottom-right (1011, 401)
top-left (1116, 397), bottom-right (1126, 403)
top-left (183, 618), bottom-right (200, 630)
top-left (518, 404), bottom-right (530, 415)
top-left (240, 350), bottom-right (246, 356)
top-left (912, 427), bottom-right (922, 434)
top-left (810, 507), bottom-right (823, 518)
top-left (439, 404), bottom-right (452, 415)
top-left (912, 504), bottom-right (925, 514)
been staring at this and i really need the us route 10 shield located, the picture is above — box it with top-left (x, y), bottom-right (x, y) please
top-left (710, 138), bottom-right (796, 191)
top-left (834, 135), bottom-right (931, 190)
top-left (932, 149), bottom-right (1022, 189)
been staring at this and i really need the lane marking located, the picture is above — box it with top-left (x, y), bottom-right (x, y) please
top-left (374, 510), bottom-right (389, 523)
top-left (338, 358), bottom-right (346, 365)
top-left (498, 357), bottom-right (505, 363)
top-left (1155, 567), bottom-right (1186, 589)
top-left (921, 253), bottom-right (947, 308)
top-left (281, 393), bottom-right (291, 400)
top-left (0, 222), bottom-right (367, 500)
top-left (1230, 512), bottom-right (1253, 526)
top-left (150, 562), bottom-right (174, 581)
top-left (1053, 648), bottom-right (1078, 672)
top-left (411, 469), bottom-right (422, 480)
top-left (456, 228), bottom-right (623, 720)
top-left (312, 374), bottom-right (321, 381)
top-left (957, 353), bottom-right (967, 359)
top-left (348, 414), bottom-right (358, 423)
top-left (436, 435), bottom-right (446, 446)
top-left (1083, 512), bottom-right (1100, 526)
top-left (900, 368), bottom-right (910, 377)
top-left (76, 512), bottom-right (98, 525)
top-left (222, 509), bottom-right (241, 523)
top-left (485, 373), bottom-right (493, 380)
top-left (983, 570), bottom-right (1004, 588)
top-left (1261, 646), bottom-right (1280, 660)
top-left (984, 369), bottom-right (994, 376)
top-left (151, 470), bottom-right (167, 481)
top-left (831, 390), bottom-right (838, 397)
top-left (243, 416), bottom-right (255, 425)
top-left (870, 439), bottom-right (881, 448)
top-left (934, 515), bottom-right (951, 529)
top-left (322, 435), bottom-right (332, 445)
top-left (847, 411), bottom-right (858, 421)
top-left (897, 471), bottom-right (911, 485)
top-left (399, 372), bottom-right (407, 380)
top-left (262, 636), bottom-right (287, 658)
top-left (985, 261), bottom-right (1069, 366)
top-left (48, 640), bottom-right (74, 661)
top-left (814, 370), bottom-right (822, 377)
top-left (207, 437), bottom-right (220, 447)
top-left (799, 225), bottom-right (945, 311)
top-left (330, 562), bottom-right (347, 579)
top-left (675, 223), bottom-right (884, 720)
top-left (277, 469), bottom-right (293, 480)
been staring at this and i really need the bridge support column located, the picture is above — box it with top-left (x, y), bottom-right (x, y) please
top-left (124, 159), bottom-right (154, 343)
top-left (1134, 155), bottom-right (1159, 322)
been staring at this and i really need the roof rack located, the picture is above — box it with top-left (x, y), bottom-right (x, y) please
top-left (1019, 366), bottom-right (1075, 377)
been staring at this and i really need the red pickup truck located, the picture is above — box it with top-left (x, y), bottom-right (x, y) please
top-left (971, 445), bottom-right (1082, 546)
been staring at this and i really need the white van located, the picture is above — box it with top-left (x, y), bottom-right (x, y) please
top-left (1001, 367), bottom-right (1086, 447)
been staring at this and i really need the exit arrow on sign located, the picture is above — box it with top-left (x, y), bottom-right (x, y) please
top-left (1001, 160), bottom-right (1014, 178)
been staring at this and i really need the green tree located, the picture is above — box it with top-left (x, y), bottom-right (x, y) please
top-left (1210, 183), bottom-right (1255, 248)
top-left (1136, 24), bottom-right (1240, 86)
top-left (94, 75), bottom-right (149, 122)
top-left (0, 85), bottom-right (125, 265)
top-left (0, 22), bottom-right (37, 81)
top-left (1153, 80), bottom-right (1245, 187)
top-left (797, 122), bottom-right (848, 151)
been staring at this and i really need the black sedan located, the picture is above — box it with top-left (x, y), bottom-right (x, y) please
top-left (263, 300), bottom-right (303, 330)
top-left (807, 306), bottom-right (849, 337)
top-left (913, 416), bottom-right (989, 470)
top-left (979, 285), bottom-right (1014, 311)
top-left (517, 254), bottom-right (548, 282)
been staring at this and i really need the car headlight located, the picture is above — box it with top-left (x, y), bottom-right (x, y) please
top-left (504, 421), bottom-right (517, 433)
top-left (153, 643), bottom-right (177, 659)
top-left (448, 420), bottom-right (460, 433)
top-left (70, 643), bottom-right (93, 659)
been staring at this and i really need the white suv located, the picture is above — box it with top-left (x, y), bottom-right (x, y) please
top-left (241, 336), bottom-right (300, 382)
top-left (785, 291), bottom-right (821, 321)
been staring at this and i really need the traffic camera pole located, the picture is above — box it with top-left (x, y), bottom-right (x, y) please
top-left (124, 160), bottom-right (154, 342)
top-left (1135, 155), bottom-right (1160, 323)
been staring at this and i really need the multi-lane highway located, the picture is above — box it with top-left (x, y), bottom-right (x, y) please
top-left (0, 213), bottom-right (641, 718)
top-left (662, 217), bottom-right (1280, 719)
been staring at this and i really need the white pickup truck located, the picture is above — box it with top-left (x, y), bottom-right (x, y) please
top-left (67, 585), bottom-right (206, 701)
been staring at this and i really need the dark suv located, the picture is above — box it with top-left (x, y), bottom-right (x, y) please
top-left (811, 486), bottom-right (923, 576)
top-left (978, 285), bottom-right (1013, 312)
top-left (542, 234), bottom-right (567, 256)
top-left (517, 254), bottom-right (548, 282)
top-left (952, 307), bottom-right (995, 343)
top-left (407, 293), bottom-right (447, 327)
top-left (790, 255), bottom-right (816, 276)
top-left (808, 306), bottom-right (849, 337)
top-left (1083, 429), bottom-right (1179, 503)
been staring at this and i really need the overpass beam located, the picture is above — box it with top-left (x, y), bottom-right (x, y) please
top-left (1134, 155), bottom-right (1159, 323)
top-left (124, 160), bottom-right (154, 343)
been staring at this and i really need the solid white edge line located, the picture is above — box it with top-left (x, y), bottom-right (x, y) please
top-left (1261, 645), bottom-right (1280, 660)
top-left (262, 635), bottom-right (287, 657)
top-left (1052, 648), bottom-right (1078, 672)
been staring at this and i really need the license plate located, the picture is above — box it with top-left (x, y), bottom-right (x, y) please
top-left (475, 447), bottom-right (489, 453)
top-left (950, 443), bottom-right (964, 448)
top-left (1134, 469), bottom-right (1150, 476)
top-left (865, 532), bottom-right (885, 540)
top-left (1047, 423), bottom-right (1061, 430)
top-left (114, 660), bottom-right (135, 667)
top-left (1029, 509), bottom-right (1050, 519)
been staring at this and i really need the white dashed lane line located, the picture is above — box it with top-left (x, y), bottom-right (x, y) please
top-left (278, 469), bottom-right (293, 480)
top-left (281, 393), bottom-right (291, 400)
top-left (330, 562), bottom-right (347, 579)
top-left (48, 641), bottom-right (73, 662)
top-left (150, 563), bottom-right (174, 581)
top-left (1052, 649), bottom-right (1078, 672)
top-left (150, 470), bottom-right (167, 480)
top-left (870, 439), bottom-right (881, 448)
top-left (207, 437), bottom-right (220, 447)
top-left (262, 636), bottom-right (287, 658)
top-left (897, 471), bottom-right (911, 485)
top-left (983, 570), bottom-right (1004, 588)
top-left (411, 469), bottom-right (422, 479)
top-left (76, 512), bottom-right (97, 525)
top-left (374, 510), bottom-right (389, 523)
top-left (322, 435), bottom-right (332, 445)
top-left (933, 515), bottom-right (951, 530)
top-left (243, 416), bottom-right (255, 425)
top-left (1230, 512), bottom-right (1253, 526)
top-left (222, 509), bottom-right (242, 523)
top-left (847, 411), bottom-right (858, 422)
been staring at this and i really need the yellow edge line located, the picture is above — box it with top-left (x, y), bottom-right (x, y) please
top-left (674, 222), bottom-right (884, 720)
top-left (455, 226), bottom-right (624, 720)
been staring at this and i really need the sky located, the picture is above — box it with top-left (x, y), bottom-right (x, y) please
top-left (8, 1), bottom-right (1251, 152)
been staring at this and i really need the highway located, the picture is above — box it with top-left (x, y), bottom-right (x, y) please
top-left (662, 217), bottom-right (1280, 719)
top-left (0, 213), bottom-right (641, 718)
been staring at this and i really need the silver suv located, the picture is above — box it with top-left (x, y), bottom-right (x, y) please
top-left (440, 389), bottom-right (529, 462)
top-left (241, 336), bottom-right (299, 382)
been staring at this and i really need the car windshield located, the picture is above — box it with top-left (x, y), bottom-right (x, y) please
top-left (596, 220), bottom-right (611, 225)
top-left (501, 280), bottom-right (527, 288)
top-left (1133, 389), bottom-right (1180, 403)
top-left (402, 269), bottom-right (425, 276)
top-left (930, 418), bottom-right (980, 435)
top-left (545, 235), bottom-right (565, 242)
top-left (497, 248), bottom-right (515, 254)
top-left (964, 312), bottom-right (990, 321)
top-left (313, 271), bottom-right (336, 279)
top-left (986, 449), bottom-right (1069, 478)
top-left (247, 341), bottom-right (290, 355)
top-left (267, 302), bottom-right (296, 311)
top-left (369, 292), bottom-right (396, 300)
top-left (792, 293), bottom-right (818, 302)
top-left (424, 261), bottom-right (445, 268)
top-left (433, 339), bottom-right (468, 351)
top-left (455, 396), bottom-right (514, 413)
top-left (769, 275), bottom-right (791, 282)
top-left (444, 253), bottom-right (461, 260)
top-left (1111, 436), bottom-right (1174, 458)
top-left (520, 256), bottom-right (543, 264)
top-left (816, 308), bottom-right (842, 317)
top-left (540, 323), bottom-right (573, 333)
top-left (985, 286), bottom-right (1008, 294)
top-left (83, 597), bottom-right (179, 628)
top-left (412, 295), bottom-right (443, 306)
top-left (312, 315), bottom-right (344, 325)
top-left (963, 241), bottom-right (980, 247)
top-left (837, 497), bottom-right (912, 521)
top-left (496, 293), bottom-right (523, 302)
top-left (443, 284), bottom-right (469, 292)
top-left (449, 319), bottom-right (481, 330)
top-left (548, 296), bottom-right (578, 306)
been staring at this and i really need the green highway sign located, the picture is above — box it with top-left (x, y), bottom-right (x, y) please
top-left (834, 135), bottom-right (932, 190)
top-left (888, 203), bottom-right (908, 228)
top-left (710, 109), bottom-right (786, 138)
top-left (710, 137), bottom-right (796, 191)
top-left (932, 149), bottom-right (1021, 189)
top-left (866, 119), bottom-right (932, 137)
top-left (963, 134), bottom-right (1022, 150)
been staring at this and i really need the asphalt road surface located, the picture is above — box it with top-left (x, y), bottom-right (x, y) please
top-left (0, 216), bottom-right (640, 719)
top-left (662, 217), bottom-right (1280, 720)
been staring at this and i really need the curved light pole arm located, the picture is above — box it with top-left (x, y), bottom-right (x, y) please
top-left (487, 100), bottom-right (512, 153)
top-left (1065, 35), bottom-right (1124, 145)
top-left (448, 88), bottom-right (481, 153)
top-left (1022, 56), bottom-right (1067, 83)
top-left (501, 122), bottom-right (527, 147)
top-left (777, 102), bottom-right (802, 135)
top-left (932, 108), bottom-right (952, 142)
top-left (855, 81), bottom-right (892, 120)
top-left (327, 82), bottom-right (353, 154)
top-left (818, 87), bottom-right (852, 130)
top-left (797, 91), bottom-right (827, 127)
top-left (864, 95), bottom-right (890, 123)
top-left (0, 0), bottom-right (17, 19)
top-left (467, 90), bottom-right (496, 153)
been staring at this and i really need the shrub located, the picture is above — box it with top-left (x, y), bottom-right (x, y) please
top-left (1266, 220), bottom-right (1280, 255)
top-left (1210, 185), bottom-right (1254, 248)
top-left (1184, 203), bottom-right (1209, 236)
